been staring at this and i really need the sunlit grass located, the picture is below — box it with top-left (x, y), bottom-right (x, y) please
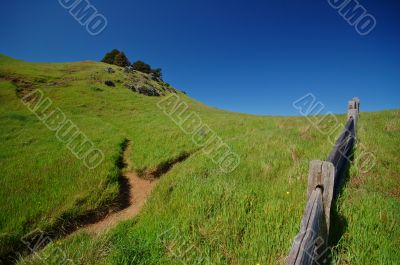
top-left (0, 54), bottom-right (398, 264)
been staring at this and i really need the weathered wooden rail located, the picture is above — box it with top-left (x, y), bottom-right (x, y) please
top-left (286, 98), bottom-right (360, 265)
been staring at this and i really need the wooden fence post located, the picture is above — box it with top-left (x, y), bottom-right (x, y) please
top-left (348, 97), bottom-right (360, 127)
top-left (287, 161), bottom-right (335, 264)
top-left (307, 160), bottom-right (335, 233)
top-left (286, 188), bottom-right (327, 265)
top-left (287, 98), bottom-right (359, 265)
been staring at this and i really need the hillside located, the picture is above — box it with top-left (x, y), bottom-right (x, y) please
top-left (0, 54), bottom-right (399, 264)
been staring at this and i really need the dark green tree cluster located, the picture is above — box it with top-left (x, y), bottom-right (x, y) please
top-left (131, 61), bottom-right (162, 79)
top-left (101, 49), bottom-right (130, 67)
top-left (101, 49), bottom-right (162, 79)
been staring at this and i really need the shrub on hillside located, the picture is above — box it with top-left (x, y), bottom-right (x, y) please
top-left (101, 50), bottom-right (162, 79)
top-left (131, 60), bottom-right (152, 74)
top-left (102, 49), bottom-right (130, 67)
top-left (114, 52), bottom-right (130, 67)
top-left (132, 61), bottom-right (162, 79)
top-left (101, 49), bottom-right (120, 64)
top-left (151, 68), bottom-right (162, 79)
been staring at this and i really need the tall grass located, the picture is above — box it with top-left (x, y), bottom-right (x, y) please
top-left (0, 55), bottom-right (398, 264)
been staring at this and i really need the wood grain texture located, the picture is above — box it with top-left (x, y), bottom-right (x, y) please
top-left (307, 160), bottom-right (335, 232)
top-left (286, 188), bottom-right (328, 265)
top-left (286, 99), bottom-right (359, 264)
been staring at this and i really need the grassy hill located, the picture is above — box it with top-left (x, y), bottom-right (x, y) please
top-left (0, 54), bottom-right (398, 264)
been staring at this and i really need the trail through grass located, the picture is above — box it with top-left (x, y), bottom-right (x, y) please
top-left (0, 54), bottom-right (398, 264)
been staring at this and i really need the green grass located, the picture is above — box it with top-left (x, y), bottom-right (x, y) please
top-left (0, 54), bottom-right (398, 264)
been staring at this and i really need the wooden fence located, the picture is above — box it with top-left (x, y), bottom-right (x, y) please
top-left (286, 98), bottom-right (360, 265)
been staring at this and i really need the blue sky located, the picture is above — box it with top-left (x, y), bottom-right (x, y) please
top-left (0, 0), bottom-right (399, 115)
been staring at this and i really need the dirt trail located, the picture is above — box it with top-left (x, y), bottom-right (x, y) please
top-left (84, 141), bottom-right (158, 234)
top-left (1, 140), bottom-right (192, 264)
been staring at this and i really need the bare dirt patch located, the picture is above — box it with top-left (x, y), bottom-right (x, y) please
top-left (1, 139), bottom-right (191, 263)
top-left (84, 141), bottom-right (158, 234)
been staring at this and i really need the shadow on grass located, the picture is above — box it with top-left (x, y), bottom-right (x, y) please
top-left (0, 139), bottom-right (131, 265)
top-left (325, 146), bottom-right (355, 264)
top-left (143, 152), bottom-right (191, 179)
top-left (115, 139), bottom-right (131, 210)
top-left (0, 139), bottom-right (193, 265)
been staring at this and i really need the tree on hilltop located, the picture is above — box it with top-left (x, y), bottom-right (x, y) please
top-left (101, 49), bottom-right (120, 64)
top-left (113, 52), bottom-right (130, 67)
top-left (151, 68), bottom-right (162, 79)
top-left (101, 50), bottom-right (163, 79)
top-left (131, 60), bottom-right (152, 74)
top-left (132, 61), bottom-right (162, 79)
